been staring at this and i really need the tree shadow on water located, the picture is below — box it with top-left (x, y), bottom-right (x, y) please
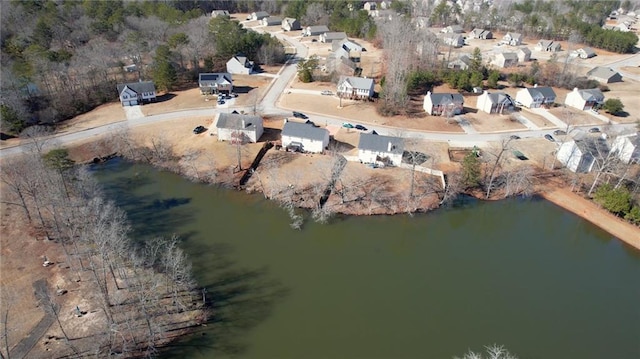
top-left (162, 242), bottom-right (290, 357)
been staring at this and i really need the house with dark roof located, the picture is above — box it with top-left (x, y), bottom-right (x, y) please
top-left (319, 32), bottom-right (347, 43)
top-left (282, 17), bottom-right (301, 31)
top-left (556, 138), bottom-right (610, 173)
top-left (517, 47), bottom-right (531, 62)
top-left (116, 81), bottom-right (156, 106)
top-left (535, 40), bottom-right (561, 52)
top-left (443, 33), bottom-right (465, 48)
top-left (211, 10), bottom-right (230, 17)
top-left (571, 47), bottom-right (597, 59)
top-left (587, 66), bottom-right (623, 83)
top-left (611, 133), bottom-right (640, 164)
top-left (358, 133), bottom-right (404, 166)
top-left (261, 16), bottom-right (282, 26)
top-left (337, 76), bottom-right (375, 100)
top-left (514, 85), bottom-right (556, 108)
top-left (500, 32), bottom-right (523, 46)
top-left (476, 91), bottom-right (515, 114)
top-left (250, 11), bottom-right (270, 21)
top-left (564, 87), bottom-right (605, 110)
top-left (469, 28), bottom-right (493, 39)
top-left (215, 113), bottom-right (263, 143)
top-left (442, 25), bottom-right (464, 33)
top-left (492, 52), bottom-right (518, 68)
top-left (447, 54), bottom-right (472, 70)
top-left (281, 119), bottom-right (329, 153)
top-left (198, 73), bottom-right (233, 95)
top-left (303, 25), bottom-right (330, 36)
top-left (226, 54), bottom-right (254, 75)
top-left (423, 91), bottom-right (465, 116)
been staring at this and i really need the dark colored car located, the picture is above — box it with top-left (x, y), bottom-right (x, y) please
top-left (544, 134), bottom-right (555, 142)
top-left (553, 130), bottom-right (567, 136)
top-left (589, 127), bottom-right (600, 133)
top-left (217, 99), bottom-right (225, 105)
top-left (355, 124), bottom-right (368, 131)
top-left (509, 135), bottom-right (521, 140)
top-left (193, 126), bottom-right (206, 134)
top-left (293, 111), bottom-right (308, 119)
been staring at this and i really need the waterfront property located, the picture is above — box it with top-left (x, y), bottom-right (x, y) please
top-left (116, 81), bottom-right (156, 106)
top-left (423, 91), bottom-right (464, 116)
top-left (611, 132), bottom-right (640, 164)
top-left (358, 133), bottom-right (404, 166)
top-left (215, 113), bottom-right (264, 143)
top-left (515, 85), bottom-right (556, 108)
top-left (564, 87), bottom-right (605, 111)
top-left (556, 138), bottom-right (609, 173)
top-left (476, 91), bottom-right (515, 114)
top-left (281, 119), bottom-right (330, 153)
top-left (198, 73), bottom-right (233, 95)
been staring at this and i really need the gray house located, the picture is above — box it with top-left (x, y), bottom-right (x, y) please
top-left (442, 25), bottom-right (464, 33)
top-left (423, 91), bottom-right (465, 116)
top-left (226, 54), bottom-right (254, 75)
top-left (517, 47), bottom-right (531, 62)
top-left (469, 28), bottom-right (493, 39)
top-left (587, 66), bottom-right (623, 83)
top-left (211, 10), bottom-right (230, 17)
top-left (493, 52), bottom-right (518, 68)
top-left (535, 40), bottom-right (561, 52)
top-left (216, 113), bottom-right (264, 143)
top-left (261, 16), bottom-right (282, 26)
top-left (337, 76), bottom-right (375, 100)
top-left (443, 33), bottom-right (465, 48)
top-left (358, 133), bottom-right (404, 166)
top-left (282, 17), bottom-right (301, 31)
top-left (501, 32), bottom-right (523, 46)
top-left (303, 25), bottom-right (330, 36)
top-left (448, 55), bottom-right (472, 70)
top-left (117, 81), bottom-right (156, 106)
top-left (281, 120), bottom-right (330, 153)
top-left (319, 32), bottom-right (347, 43)
top-left (250, 11), bottom-right (270, 21)
top-left (556, 138), bottom-right (609, 173)
top-left (198, 73), bottom-right (233, 95)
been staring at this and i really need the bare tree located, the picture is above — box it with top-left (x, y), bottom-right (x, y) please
top-left (485, 138), bottom-right (514, 199)
top-left (303, 3), bottom-right (329, 26)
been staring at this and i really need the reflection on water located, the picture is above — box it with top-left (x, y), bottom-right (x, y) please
top-left (93, 159), bottom-right (640, 359)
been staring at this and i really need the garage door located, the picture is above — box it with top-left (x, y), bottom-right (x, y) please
top-left (124, 100), bottom-right (138, 106)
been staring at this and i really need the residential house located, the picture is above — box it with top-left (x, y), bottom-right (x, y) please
top-left (215, 113), bottom-right (264, 143)
top-left (587, 66), bottom-right (623, 83)
top-left (564, 87), bottom-right (605, 111)
top-left (358, 133), bottom-right (404, 166)
top-left (116, 81), bottom-right (156, 106)
top-left (571, 47), bottom-right (597, 59)
top-left (319, 32), bottom-right (347, 43)
top-left (332, 39), bottom-right (365, 64)
top-left (469, 28), bottom-right (493, 39)
top-left (261, 16), bottom-right (282, 26)
top-left (423, 91), bottom-right (465, 116)
top-left (327, 50), bottom-right (358, 74)
top-left (337, 76), bottom-right (375, 100)
top-left (442, 25), bottom-right (464, 33)
top-left (226, 54), bottom-right (254, 75)
top-left (611, 133), bottom-right (640, 164)
top-left (535, 40), bottom-right (561, 52)
top-left (281, 17), bottom-right (301, 31)
top-left (492, 52), bottom-right (518, 68)
top-left (517, 47), bottom-right (531, 62)
top-left (363, 1), bottom-right (377, 11)
top-left (198, 73), bottom-right (232, 95)
top-left (556, 138), bottom-right (609, 173)
top-left (303, 25), bottom-right (330, 36)
top-left (281, 119), bottom-right (330, 153)
top-left (211, 10), bottom-right (230, 17)
top-left (448, 54), bottom-right (472, 70)
top-left (500, 32), bottom-right (523, 46)
top-left (514, 85), bottom-right (556, 108)
top-left (476, 91), bottom-right (515, 114)
top-left (250, 11), bottom-right (270, 21)
top-left (443, 33), bottom-right (465, 48)
top-left (380, 1), bottom-right (392, 9)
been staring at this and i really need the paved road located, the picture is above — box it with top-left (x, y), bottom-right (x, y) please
top-left (9, 279), bottom-right (56, 359)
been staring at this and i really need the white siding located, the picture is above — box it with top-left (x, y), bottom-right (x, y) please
top-left (281, 133), bottom-right (329, 153)
top-left (358, 149), bottom-right (403, 166)
top-left (564, 91), bottom-right (587, 110)
top-left (217, 125), bottom-right (263, 143)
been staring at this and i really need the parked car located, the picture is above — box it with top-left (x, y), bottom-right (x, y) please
top-left (321, 90), bottom-right (333, 96)
top-left (293, 111), bottom-right (308, 119)
top-left (589, 127), bottom-right (600, 133)
top-left (231, 92), bottom-right (238, 98)
top-left (217, 99), bottom-right (225, 105)
top-left (544, 134), bottom-right (555, 142)
top-left (342, 122), bottom-right (354, 129)
top-left (193, 125), bottom-right (206, 134)
top-left (355, 124), bottom-right (368, 131)
top-left (509, 135), bottom-right (521, 140)
top-left (590, 108), bottom-right (599, 114)
top-left (553, 130), bottom-right (566, 136)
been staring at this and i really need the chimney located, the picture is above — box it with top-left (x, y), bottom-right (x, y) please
top-left (242, 120), bottom-right (246, 128)
top-left (388, 141), bottom-right (393, 152)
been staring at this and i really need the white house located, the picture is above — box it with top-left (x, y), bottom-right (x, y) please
top-left (319, 32), bottom-right (347, 43)
top-left (215, 113), bottom-right (264, 143)
top-left (116, 81), bottom-right (156, 106)
top-left (514, 85), bottom-right (556, 108)
top-left (198, 73), bottom-right (233, 95)
top-left (423, 91), bottom-right (464, 116)
top-left (358, 133), bottom-right (404, 166)
top-left (556, 138), bottom-right (609, 173)
top-left (250, 11), bottom-right (270, 21)
top-left (281, 120), bottom-right (330, 153)
top-left (500, 32), bottom-right (523, 46)
top-left (363, 1), bottom-right (377, 11)
top-left (535, 40), bottom-right (561, 52)
top-left (517, 47), bottom-right (531, 62)
top-left (226, 55), bottom-right (254, 75)
top-left (281, 17), bottom-right (301, 31)
top-left (571, 47), bottom-right (597, 59)
top-left (611, 133), bottom-right (640, 164)
top-left (448, 54), bottom-right (472, 70)
top-left (443, 33), bottom-right (465, 48)
top-left (442, 25), bottom-right (464, 33)
top-left (564, 87), bottom-right (605, 111)
top-left (211, 10), bottom-right (230, 17)
top-left (476, 91), bottom-right (515, 114)
top-left (303, 25), bottom-right (330, 36)
top-left (587, 66), bottom-right (623, 83)
top-left (469, 28), bottom-right (493, 39)
top-left (492, 52), bottom-right (518, 68)
top-left (261, 16), bottom-right (282, 26)
top-left (337, 76), bottom-right (375, 100)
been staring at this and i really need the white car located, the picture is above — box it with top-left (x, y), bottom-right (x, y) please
top-left (321, 90), bottom-right (333, 96)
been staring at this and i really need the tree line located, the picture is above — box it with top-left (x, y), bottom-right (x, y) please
top-left (0, 137), bottom-right (206, 357)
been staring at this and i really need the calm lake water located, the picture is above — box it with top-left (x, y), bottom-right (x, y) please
top-left (92, 159), bottom-right (640, 359)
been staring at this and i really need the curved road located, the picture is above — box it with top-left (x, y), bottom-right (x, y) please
top-left (1, 27), bottom-right (637, 158)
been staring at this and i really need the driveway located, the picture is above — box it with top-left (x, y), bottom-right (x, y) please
top-left (525, 107), bottom-right (568, 128)
top-left (123, 105), bottom-right (144, 120)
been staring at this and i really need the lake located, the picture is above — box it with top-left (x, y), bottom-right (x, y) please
top-left (93, 159), bottom-right (640, 359)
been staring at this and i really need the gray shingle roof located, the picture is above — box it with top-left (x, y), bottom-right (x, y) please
top-left (216, 113), bottom-right (262, 130)
top-left (306, 25), bottom-right (330, 34)
top-left (578, 88), bottom-right (605, 101)
top-left (117, 81), bottom-right (156, 95)
top-left (500, 52), bottom-right (518, 60)
top-left (282, 121), bottom-right (328, 141)
top-left (322, 32), bottom-right (347, 41)
top-left (199, 73), bottom-right (232, 86)
top-left (587, 66), bottom-right (621, 80)
top-left (427, 92), bottom-right (464, 106)
top-left (486, 92), bottom-right (514, 104)
top-left (338, 76), bottom-right (374, 90)
top-left (358, 133), bottom-right (404, 154)
top-left (525, 86), bottom-right (556, 99)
